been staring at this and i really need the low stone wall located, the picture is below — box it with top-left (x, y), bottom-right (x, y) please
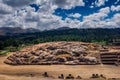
top-left (100, 52), bottom-right (120, 65)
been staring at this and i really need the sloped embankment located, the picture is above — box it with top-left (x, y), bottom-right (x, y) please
top-left (4, 42), bottom-right (106, 65)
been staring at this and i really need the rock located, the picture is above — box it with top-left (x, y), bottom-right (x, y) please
top-left (31, 58), bottom-right (40, 64)
top-left (4, 42), bottom-right (105, 65)
top-left (72, 51), bottom-right (80, 57)
top-left (66, 57), bottom-right (74, 61)
top-left (46, 46), bottom-right (57, 50)
top-left (45, 55), bottom-right (54, 61)
top-left (73, 60), bottom-right (80, 64)
top-left (65, 61), bottom-right (77, 65)
top-left (53, 49), bottom-right (70, 55)
top-left (85, 57), bottom-right (97, 63)
top-left (30, 51), bottom-right (41, 56)
top-left (54, 57), bottom-right (66, 63)
top-left (22, 54), bottom-right (31, 58)
top-left (77, 57), bottom-right (85, 62)
top-left (51, 61), bottom-right (60, 64)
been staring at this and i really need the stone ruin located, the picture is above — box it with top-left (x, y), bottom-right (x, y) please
top-left (4, 42), bottom-right (106, 65)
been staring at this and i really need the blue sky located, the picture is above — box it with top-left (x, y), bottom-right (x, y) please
top-left (30, 0), bottom-right (120, 20)
top-left (0, 0), bottom-right (120, 30)
top-left (54, 0), bottom-right (120, 20)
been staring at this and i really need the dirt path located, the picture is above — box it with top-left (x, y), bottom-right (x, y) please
top-left (0, 55), bottom-right (120, 80)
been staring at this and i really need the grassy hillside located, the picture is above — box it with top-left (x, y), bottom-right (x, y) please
top-left (0, 28), bottom-right (120, 52)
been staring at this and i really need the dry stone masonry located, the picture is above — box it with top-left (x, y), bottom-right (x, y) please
top-left (4, 41), bottom-right (120, 65)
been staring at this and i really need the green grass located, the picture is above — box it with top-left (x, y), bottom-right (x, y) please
top-left (91, 40), bottom-right (107, 45)
top-left (0, 50), bottom-right (9, 55)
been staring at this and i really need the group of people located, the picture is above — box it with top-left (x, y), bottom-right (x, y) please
top-left (58, 74), bottom-right (81, 79)
top-left (42, 72), bottom-right (106, 79)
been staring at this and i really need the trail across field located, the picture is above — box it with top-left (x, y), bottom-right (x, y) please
top-left (0, 55), bottom-right (120, 80)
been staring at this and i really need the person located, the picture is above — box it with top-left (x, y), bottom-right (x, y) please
top-left (58, 74), bottom-right (64, 79)
top-left (43, 72), bottom-right (49, 77)
top-left (66, 74), bottom-right (74, 79)
top-left (76, 75), bottom-right (82, 79)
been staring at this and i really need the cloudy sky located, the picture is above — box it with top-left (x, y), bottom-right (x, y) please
top-left (0, 0), bottom-right (120, 30)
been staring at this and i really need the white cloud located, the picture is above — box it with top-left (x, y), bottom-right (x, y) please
top-left (53, 0), bottom-right (85, 9)
top-left (95, 0), bottom-right (108, 7)
top-left (0, 0), bottom-right (120, 30)
top-left (111, 5), bottom-right (120, 12)
top-left (99, 7), bottom-right (110, 14)
top-left (0, 0), bottom-right (85, 30)
top-left (2, 17), bottom-right (24, 28)
top-left (93, 13), bottom-right (120, 28)
top-left (90, 0), bottom-right (110, 8)
top-left (81, 7), bottom-right (120, 28)
top-left (106, 13), bottom-right (120, 28)
top-left (84, 7), bottom-right (110, 22)
top-left (68, 13), bottom-right (81, 18)
top-left (0, 3), bottom-right (13, 14)
top-left (114, 0), bottom-right (120, 4)
top-left (64, 18), bottom-right (81, 28)
top-left (3, 0), bottom-right (35, 7)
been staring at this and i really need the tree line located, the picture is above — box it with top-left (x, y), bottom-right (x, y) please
top-left (0, 28), bottom-right (120, 51)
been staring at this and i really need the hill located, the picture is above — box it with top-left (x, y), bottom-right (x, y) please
top-left (0, 27), bottom-right (40, 36)
top-left (0, 28), bottom-right (120, 50)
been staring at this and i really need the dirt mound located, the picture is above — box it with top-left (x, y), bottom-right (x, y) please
top-left (4, 42), bottom-right (106, 65)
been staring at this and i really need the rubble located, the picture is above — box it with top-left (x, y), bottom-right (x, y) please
top-left (4, 41), bottom-right (106, 65)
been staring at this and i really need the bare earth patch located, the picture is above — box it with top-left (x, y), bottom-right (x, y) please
top-left (0, 42), bottom-right (120, 80)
